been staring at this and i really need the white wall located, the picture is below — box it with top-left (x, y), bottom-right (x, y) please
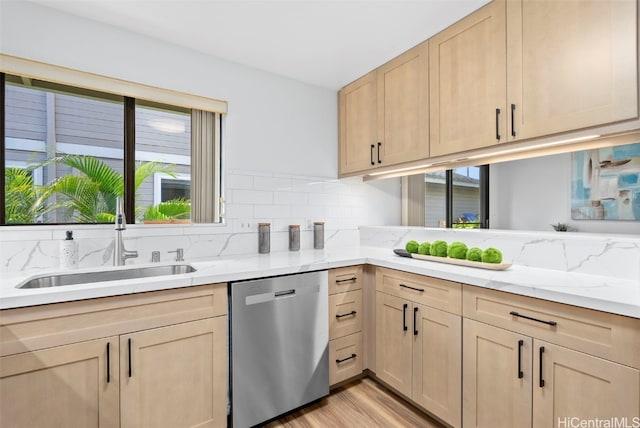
top-left (1, 1), bottom-right (333, 178)
top-left (0, 0), bottom-right (402, 233)
top-left (490, 153), bottom-right (640, 234)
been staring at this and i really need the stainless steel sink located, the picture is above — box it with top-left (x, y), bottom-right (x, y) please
top-left (16, 264), bottom-right (196, 289)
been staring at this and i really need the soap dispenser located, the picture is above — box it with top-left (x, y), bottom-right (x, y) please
top-left (60, 230), bottom-right (78, 270)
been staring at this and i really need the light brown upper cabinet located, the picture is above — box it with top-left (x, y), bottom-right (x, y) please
top-left (339, 42), bottom-right (429, 176)
top-left (507, 0), bottom-right (638, 141)
top-left (339, 72), bottom-right (378, 174)
top-left (430, 0), bottom-right (638, 158)
top-left (429, 0), bottom-right (507, 157)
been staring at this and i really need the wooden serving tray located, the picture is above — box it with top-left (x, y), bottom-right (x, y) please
top-left (410, 253), bottom-right (512, 271)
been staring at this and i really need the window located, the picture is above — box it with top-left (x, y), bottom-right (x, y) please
top-left (451, 166), bottom-right (483, 228)
top-left (156, 175), bottom-right (191, 203)
top-left (431, 165), bottom-right (488, 228)
top-left (3, 74), bottom-right (124, 224)
top-left (1, 71), bottom-right (223, 225)
top-left (135, 101), bottom-right (192, 223)
top-left (404, 165), bottom-right (489, 228)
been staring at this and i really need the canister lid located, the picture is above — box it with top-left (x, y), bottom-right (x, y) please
top-left (258, 222), bottom-right (270, 226)
top-left (289, 224), bottom-right (300, 228)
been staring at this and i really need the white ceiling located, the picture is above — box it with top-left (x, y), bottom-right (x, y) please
top-left (31, 0), bottom-right (490, 90)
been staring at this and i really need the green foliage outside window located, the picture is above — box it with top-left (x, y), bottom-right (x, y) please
top-left (4, 155), bottom-right (190, 224)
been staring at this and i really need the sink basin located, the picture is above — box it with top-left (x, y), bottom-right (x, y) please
top-left (16, 264), bottom-right (196, 289)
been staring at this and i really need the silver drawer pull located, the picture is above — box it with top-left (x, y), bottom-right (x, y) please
top-left (510, 311), bottom-right (557, 326)
top-left (275, 289), bottom-right (295, 297)
top-left (336, 277), bottom-right (357, 284)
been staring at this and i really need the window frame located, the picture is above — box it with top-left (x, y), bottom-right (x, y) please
top-left (407, 164), bottom-right (489, 228)
top-left (153, 173), bottom-right (191, 206)
top-left (1, 71), bottom-right (223, 226)
top-left (445, 165), bottom-right (489, 228)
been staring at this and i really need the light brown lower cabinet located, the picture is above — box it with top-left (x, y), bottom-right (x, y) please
top-left (462, 319), bottom-right (532, 428)
top-left (0, 337), bottom-right (120, 428)
top-left (463, 318), bottom-right (640, 428)
top-left (1, 317), bottom-right (227, 428)
top-left (376, 291), bottom-right (461, 427)
top-left (533, 340), bottom-right (640, 428)
top-left (0, 284), bottom-right (228, 428)
top-left (329, 265), bottom-right (364, 386)
top-left (120, 317), bottom-right (227, 428)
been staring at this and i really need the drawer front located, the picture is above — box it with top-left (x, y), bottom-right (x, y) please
top-left (463, 285), bottom-right (640, 369)
top-left (330, 290), bottom-right (363, 340)
top-left (329, 265), bottom-right (363, 295)
top-left (0, 283), bottom-right (227, 357)
top-left (375, 267), bottom-right (461, 315)
top-left (329, 332), bottom-right (363, 386)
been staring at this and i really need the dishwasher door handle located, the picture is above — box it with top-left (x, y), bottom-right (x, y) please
top-left (275, 289), bottom-right (296, 297)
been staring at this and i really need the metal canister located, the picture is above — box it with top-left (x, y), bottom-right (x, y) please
top-left (313, 222), bottom-right (324, 249)
top-left (258, 223), bottom-right (270, 254)
top-left (289, 225), bottom-right (300, 251)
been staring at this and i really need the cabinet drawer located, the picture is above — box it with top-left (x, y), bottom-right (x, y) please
top-left (329, 290), bottom-right (363, 340)
top-left (329, 265), bottom-right (363, 295)
top-left (0, 283), bottom-right (227, 357)
top-left (329, 332), bottom-right (363, 386)
top-left (375, 267), bottom-right (461, 314)
top-left (463, 285), bottom-right (640, 369)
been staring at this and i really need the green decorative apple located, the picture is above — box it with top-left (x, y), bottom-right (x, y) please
top-left (448, 241), bottom-right (468, 259)
top-left (466, 247), bottom-right (483, 262)
top-left (405, 240), bottom-right (419, 254)
top-left (431, 240), bottom-right (448, 257)
top-left (482, 247), bottom-right (503, 264)
top-left (418, 241), bottom-right (431, 255)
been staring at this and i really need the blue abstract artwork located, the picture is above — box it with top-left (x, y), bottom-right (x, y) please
top-left (571, 142), bottom-right (640, 221)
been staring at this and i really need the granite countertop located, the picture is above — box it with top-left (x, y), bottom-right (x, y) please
top-left (1, 246), bottom-right (639, 318)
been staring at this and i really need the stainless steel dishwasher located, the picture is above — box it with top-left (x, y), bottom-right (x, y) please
top-left (230, 270), bottom-right (329, 428)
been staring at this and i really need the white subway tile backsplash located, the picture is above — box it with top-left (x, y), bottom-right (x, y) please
top-left (274, 191), bottom-right (308, 205)
top-left (225, 203), bottom-right (254, 220)
top-left (253, 176), bottom-right (292, 191)
top-left (232, 189), bottom-right (273, 205)
top-left (253, 204), bottom-right (291, 219)
top-left (291, 205), bottom-right (325, 219)
top-left (308, 193), bottom-right (331, 205)
top-left (226, 174), bottom-right (254, 190)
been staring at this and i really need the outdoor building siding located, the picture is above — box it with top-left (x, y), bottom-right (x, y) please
top-left (425, 183), bottom-right (480, 227)
top-left (5, 83), bottom-right (191, 221)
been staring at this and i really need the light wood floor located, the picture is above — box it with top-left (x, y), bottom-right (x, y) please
top-left (264, 377), bottom-right (446, 428)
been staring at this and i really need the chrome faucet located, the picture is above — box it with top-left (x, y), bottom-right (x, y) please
top-left (114, 197), bottom-right (138, 266)
top-left (168, 248), bottom-right (184, 262)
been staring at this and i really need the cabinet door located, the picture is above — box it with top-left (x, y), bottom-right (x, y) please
top-left (429, 0), bottom-right (507, 157)
top-left (375, 292), bottom-right (412, 397)
top-left (120, 317), bottom-right (227, 428)
top-left (0, 337), bottom-right (119, 428)
top-left (463, 319), bottom-right (532, 428)
top-left (533, 340), bottom-right (640, 428)
top-left (377, 42), bottom-right (429, 166)
top-left (412, 303), bottom-right (462, 428)
top-left (507, 0), bottom-right (638, 141)
top-left (339, 72), bottom-right (378, 175)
